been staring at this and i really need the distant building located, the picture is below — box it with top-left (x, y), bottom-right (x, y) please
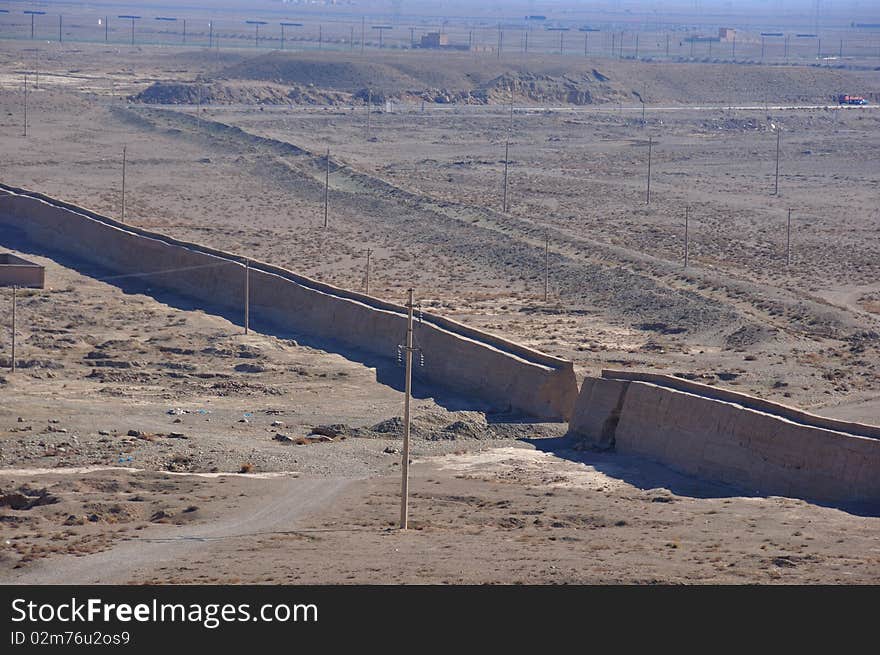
top-left (420, 32), bottom-right (449, 48)
top-left (719, 27), bottom-right (736, 42)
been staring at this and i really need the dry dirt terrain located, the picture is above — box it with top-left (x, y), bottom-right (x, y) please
top-left (1, 40), bottom-right (879, 584)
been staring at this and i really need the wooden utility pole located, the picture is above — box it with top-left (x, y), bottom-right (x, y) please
top-left (786, 208), bottom-right (792, 266)
top-left (684, 206), bottom-right (690, 268)
top-left (323, 148), bottom-right (330, 228)
top-left (244, 259), bottom-right (250, 334)
top-left (646, 136), bottom-right (653, 205)
top-left (543, 232), bottom-right (550, 302)
top-left (121, 145), bottom-right (127, 222)
top-left (10, 286), bottom-right (16, 373)
top-left (365, 249), bottom-right (372, 295)
top-left (774, 128), bottom-right (781, 195)
top-left (400, 288), bottom-right (415, 530)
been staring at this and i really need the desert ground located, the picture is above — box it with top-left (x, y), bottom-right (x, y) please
top-left (1, 35), bottom-right (879, 583)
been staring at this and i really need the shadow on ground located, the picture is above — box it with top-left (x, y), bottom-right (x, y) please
top-left (0, 232), bottom-right (498, 416)
top-left (525, 434), bottom-right (880, 517)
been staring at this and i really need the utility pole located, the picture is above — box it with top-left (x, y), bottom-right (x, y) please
top-left (543, 232), bottom-right (550, 302)
top-left (121, 145), bottom-right (127, 223)
top-left (10, 286), bottom-right (16, 373)
top-left (646, 136), bottom-right (653, 205)
top-left (244, 259), bottom-right (250, 334)
top-left (209, 21), bottom-right (213, 48)
top-left (22, 74), bottom-right (27, 137)
top-left (502, 132), bottom-right (510, 212)
top-left (196, 85), bottom-right (201, 125)
top-left (105, 17), bottom-right (109, 43)
top-left (361, 17), bottom-right (365, 55)
top-left (365, 249), bottom-right (372, 294)
top-left (774, 127), bottom-right (781, 195)
top-left (786, 208), bottom-right (792, 266)
top-left (399, 288), bottom-right (415, 530)
top-left (58, 15), bottom-right (62, 43)
top-left (323, 148), bottom-right (330, 228)
top-left (684, 206), bottom-right (690, 268)
top-left (366, 88), bottom-right (372, 139)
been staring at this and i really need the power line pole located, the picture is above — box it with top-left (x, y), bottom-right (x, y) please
top-left (399, 288), bottom-right (415, 530)
top-left (786, 208), bottom-right (792, 266)
top-left (244, 258), bottom-right (250, 334)
top-left (361, 16), bottom-right (365, 55)
top-left (121, 145), bottom-right (127, 223)
top-left (502, 132), bottom-right (510, 212)
top-left (365, 249), bottom-right (372, 294)
top-left (366, 88), bottom-right (372, 139)
top-left (684, 206), bottom-right (690, 268)
top-left (646, 136), bottom-right (653, 205)
top-left (323, 148), bottom-right (330, 228)
top-left (22, 74), bottom-right (27, 137)
top-left (774, 127), bottom-right (781, 195)
top-left (10, 285), bottom-right (16, 373)
top-left (543, 232), bottom-right (550, 302)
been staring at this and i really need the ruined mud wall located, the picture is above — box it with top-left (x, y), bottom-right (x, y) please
top-left (0, 185), bottom-right (578, 420)
top-left (570, 371), bottom-right (880, 507)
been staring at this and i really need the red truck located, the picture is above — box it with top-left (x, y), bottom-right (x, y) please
top-left (837, 94), bottom-right (869, 105)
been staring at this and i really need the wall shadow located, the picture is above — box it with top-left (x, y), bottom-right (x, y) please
top-left (525, 434), bottom-right (880, 517)
top-left (0, 230), bottom-right (501, 416)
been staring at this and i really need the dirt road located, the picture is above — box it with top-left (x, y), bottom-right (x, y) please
top-left (4, 474), bottom-right (351, 585)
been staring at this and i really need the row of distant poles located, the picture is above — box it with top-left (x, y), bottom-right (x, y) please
top-left (2, 8), bottom-right (880, 60)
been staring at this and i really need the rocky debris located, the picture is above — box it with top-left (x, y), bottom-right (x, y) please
top-left (132, 81), bottom-right (352, 107)
top-left (273, 433), bottom-right (296, 443)
top-left (0, 486), bottom-right (60, 510)
top-left (166, 455), bottom-right (192, 473)
top-left (234, 363), bottom-right (267, 374)
top-left (150, 509), bottom-right (174, 522)
top-left (310, 424), bottom-right (346, 438)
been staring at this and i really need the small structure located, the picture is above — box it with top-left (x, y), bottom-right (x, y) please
top-left (719, 27), bottom-right (736, 42)
top-left (0, 253), bottom-right (45, 288)
top-left (420, 32), bottom-right (449, 48)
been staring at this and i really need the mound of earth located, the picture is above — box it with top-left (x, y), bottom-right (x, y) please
top-left (132, 80), bottom-right (351, 106)
top-left (212, 51), bottom-right (880, 106)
